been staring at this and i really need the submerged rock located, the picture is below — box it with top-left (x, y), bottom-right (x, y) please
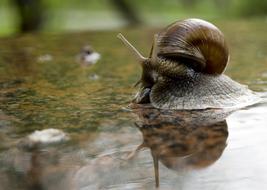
top-left (88, 74), bottom-right (100, 81)
top-left (37, 54), bottom-right (53, 62)
top-left (77, 45), bottom-right (101, 65)
top-left (20, 128), bottom-right (69, 150)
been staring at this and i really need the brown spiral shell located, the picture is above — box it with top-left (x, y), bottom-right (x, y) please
top-left (156, 18), bottom-right (229, 74)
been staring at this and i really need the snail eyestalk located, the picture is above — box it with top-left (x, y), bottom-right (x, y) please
top-left (151, 34), bottom-right (159, 62)
top-left (117, 33), bottom-right (147, 62)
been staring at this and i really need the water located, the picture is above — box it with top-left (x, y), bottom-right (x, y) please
top-left (0, 20), bottom-right (267, 190)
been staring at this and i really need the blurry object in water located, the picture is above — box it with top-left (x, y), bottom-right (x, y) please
top-left (77, 45), bottom-right (100, 66)
top-left (262, 72), bottom-right (267, 78)
top-left (21, 128), bottom-right (69, 149)
top-left (28, 128), bottom-right (69, 144)
top-left (110, 0), bottom-right (142, 26)
top-left (130, 104), bottom-right (230, 187)
top-left (88, 73), bottom-right (100, 81)
top-left (37, 54), bottom-right (53, 63)
top-left (12, 0), bottom-right (44, 33)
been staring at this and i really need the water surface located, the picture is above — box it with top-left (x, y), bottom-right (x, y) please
top-left (0, 20), bottom-right (267, 190)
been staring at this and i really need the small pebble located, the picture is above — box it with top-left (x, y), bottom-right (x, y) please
top-left (20, 128), bottom-right (69, 150)
top-left (78, 45), bottom-right (101, 65)
top-left (88, 74), bottom-right (100, 80)
top-left (37, 54), bottom-right (53, 62)
top-left (28, 128), bottom-right (69, 144)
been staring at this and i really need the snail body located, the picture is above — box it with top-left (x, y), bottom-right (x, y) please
top-left (118, 18), bottom-right (260, 110)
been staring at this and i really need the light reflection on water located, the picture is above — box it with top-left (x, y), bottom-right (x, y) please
top-left (0, 20), bottom-right (267, 190)
top-left (2, 104), bottom-right (267, 190)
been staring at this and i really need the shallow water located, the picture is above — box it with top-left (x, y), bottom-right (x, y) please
top-left (0, 20), bottom-right (267, 190)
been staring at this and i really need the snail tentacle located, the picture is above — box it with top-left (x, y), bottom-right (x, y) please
top-left (117, 33), bottom-right (147, 63)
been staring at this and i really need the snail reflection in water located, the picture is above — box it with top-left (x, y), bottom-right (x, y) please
top-left (129, 105), bottom-right (230, 187)
top-left (118, 18), bottom-right (260, 109)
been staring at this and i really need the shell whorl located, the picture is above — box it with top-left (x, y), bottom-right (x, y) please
top-left (156, 18), bottom-right (229, 75)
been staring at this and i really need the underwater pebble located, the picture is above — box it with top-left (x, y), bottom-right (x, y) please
top-left (20, 128), bottom-right (69, 150)
top-left (28, 128), bottom-right (69, 144)
top-left (88, 74), bottom-right (100, 80)
top-left (77, 45), bottom-right (101, 65)
top-left (83, 52), bottom-right (100, 64)
top-left (37, 54), bottom-right (53, 62)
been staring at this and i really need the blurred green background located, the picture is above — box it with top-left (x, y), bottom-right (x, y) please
top-left (0, 0), bottom-right (267, 36)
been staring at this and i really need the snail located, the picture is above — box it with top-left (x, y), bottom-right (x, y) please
top-left (118, 18), bottom-right (260, 110)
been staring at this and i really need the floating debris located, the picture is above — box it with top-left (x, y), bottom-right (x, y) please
top-left (20, 128), bottom-right (69, 150)
top-left (77, 45), bottom-right (101, 65)
top-left (37, 54), bottom-right (53, 62)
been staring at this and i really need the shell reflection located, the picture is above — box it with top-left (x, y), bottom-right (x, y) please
top-left (131, 105), bottom-right (230, 187)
